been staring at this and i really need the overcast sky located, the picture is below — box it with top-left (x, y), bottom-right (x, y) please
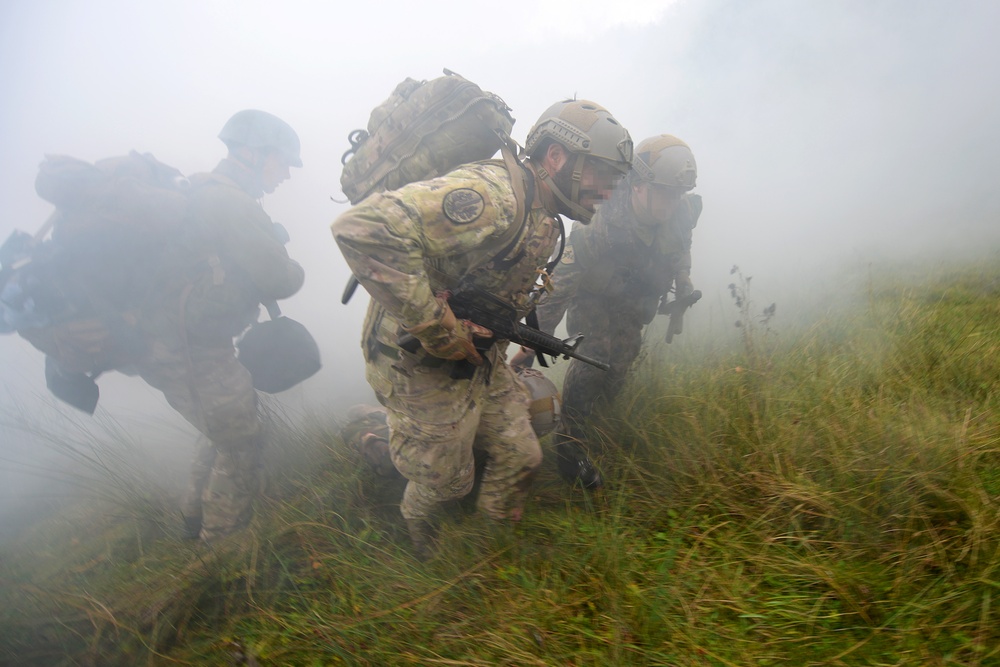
top-left (2, 0), bottom-right (999, 528)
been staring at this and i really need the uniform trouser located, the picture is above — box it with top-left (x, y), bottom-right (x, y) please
top-left (137, 335), bottom-right (261, 539)
top-left (374, 350), bottom-right (542, 522)
top-left (559, 304), bottom-right (644, 444)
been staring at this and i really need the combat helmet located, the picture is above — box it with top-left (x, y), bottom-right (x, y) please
top-left (525, 99), bottom-right (633, 223)
top-left (341, 404), bottom-right (399, 478)
top-left (237, 316), bottom-right (321, 393)
top-left (516, 367), bottom-right (562, 437)
top-left (631, 135), bottom-right (696, 190)
top-left (219, 109), bottom-right (303, 167)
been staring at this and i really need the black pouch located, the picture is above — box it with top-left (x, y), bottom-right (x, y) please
top-left (45, 355), bottom-right (99, 414)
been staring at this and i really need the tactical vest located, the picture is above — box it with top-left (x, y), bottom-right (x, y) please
top-left (569, 193), bottom-right (702, 300)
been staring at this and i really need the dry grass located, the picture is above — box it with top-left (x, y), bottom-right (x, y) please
top-left (1, 258), bottom-right (998, 666)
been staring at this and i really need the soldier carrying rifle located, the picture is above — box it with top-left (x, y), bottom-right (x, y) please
top-left (511, 135), bottom-right (703, 489)
top-left (333, 99), bottom-right (633, 559)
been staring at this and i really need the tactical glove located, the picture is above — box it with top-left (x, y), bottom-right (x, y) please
top-left (404, 296), bottom-right (492, 364)
top-left (674, 272), bottom-right (694, 300)
top-left (508, 346), bottom-right (537, 370)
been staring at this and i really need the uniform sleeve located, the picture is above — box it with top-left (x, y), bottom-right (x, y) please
top-left (332, 169), bottom-right (516, 328)
top-left (192, 185), bottom-right (305, 301)
top-left (667, 194), bottom-right (701, 297)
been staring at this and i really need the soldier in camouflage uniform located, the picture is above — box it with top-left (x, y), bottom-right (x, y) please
top-left (137, 110), bottom-right (305, 542)
top-left (511, 135), bottom-right (701, 489)
top-left (332, 100), bottom-right (633, 558)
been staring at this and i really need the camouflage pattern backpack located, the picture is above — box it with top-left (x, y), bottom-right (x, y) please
top-left (340, 68), bottom-right (516, 204)
top-left (0, 151), bottom-right (190, 408)
top-left (338, 69), bottom-right (531, 302)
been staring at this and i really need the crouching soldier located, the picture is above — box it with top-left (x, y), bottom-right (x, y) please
top-left (511, 135), bottom-right (702, 489)
top-left (332, 100), bottom-right (633, 558)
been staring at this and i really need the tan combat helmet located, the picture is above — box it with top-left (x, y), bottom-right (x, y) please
top-left (516, 367), bottom-right (562, 437)
top-left (631, 135), bottom-right (697, 190)
top-left (525, 99), bottom-right (633, 222)
top-left (219, 109), bottom-right (303, 168)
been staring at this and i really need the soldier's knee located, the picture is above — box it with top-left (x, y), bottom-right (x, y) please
top-left (510, 441), bottom-right (542, 475)
top-left (441, 466), bottom-right (476, 501)
top-left (520, 445), bottom-right (543, 473)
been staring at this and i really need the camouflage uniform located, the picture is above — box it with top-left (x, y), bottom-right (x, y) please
top-left (136, 157), bottom-right (304, 540)
top-left (535, 183), bottom-right (702, 444)
top-left (340, 404), bottom-right (398, 478)
top-left (332, 161), bottom-right (561, 523)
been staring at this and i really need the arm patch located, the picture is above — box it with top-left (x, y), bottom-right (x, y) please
top-left (442, 188), bottom-right (485, 224)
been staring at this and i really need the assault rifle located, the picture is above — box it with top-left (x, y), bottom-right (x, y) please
top-left (660, 289), bottom-right (702, 344)
top-left (399, 286), bottom-right (609, 378)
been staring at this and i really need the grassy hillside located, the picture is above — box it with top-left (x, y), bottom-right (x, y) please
top-left (1, 260), bottom-right (997, 666)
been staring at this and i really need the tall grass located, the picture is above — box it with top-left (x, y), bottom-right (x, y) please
top-left (0, 259), bottom-right (997, 666)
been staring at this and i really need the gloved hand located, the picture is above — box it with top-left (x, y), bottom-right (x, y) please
top-left (508, 346), bottom-right (536, 370)
top-left (404, 297), bottom-right (492, 364)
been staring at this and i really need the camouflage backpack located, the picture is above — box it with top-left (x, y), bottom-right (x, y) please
top-left (0, 151), bottom-right (190, 406)
top-left (339, 69), bottom-right (533, 302)
top-left (340, 68), bottom-right (516, 204)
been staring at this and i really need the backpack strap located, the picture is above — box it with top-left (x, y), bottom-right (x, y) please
top-left (424, 137), bottom-right (536, 287)
top-left (483, 139), bottom-right (538, 267)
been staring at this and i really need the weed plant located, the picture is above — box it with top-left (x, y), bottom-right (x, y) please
top-left (0, 260), bottom-right (997, 666)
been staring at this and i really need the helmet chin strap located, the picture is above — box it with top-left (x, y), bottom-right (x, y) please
top-left (536, 153), bottom-right (595, 223)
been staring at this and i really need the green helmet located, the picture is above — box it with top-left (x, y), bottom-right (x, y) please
top-left (631, 135), bottom-right (696, 190)
top-left (525, 99), bottom-right (633, 222)
top-left (219, 109), bottom-right (303, 168)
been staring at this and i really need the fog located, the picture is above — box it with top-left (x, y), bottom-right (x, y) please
top-left (2, 0), bottom-right (999, 538)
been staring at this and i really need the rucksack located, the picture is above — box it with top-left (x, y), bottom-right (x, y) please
top-left (340, 68), bottom-right (517, 205)
top-left (338, 69), bottom-right (533, 302)
top-left (0, 150), bottom-right (189, 378)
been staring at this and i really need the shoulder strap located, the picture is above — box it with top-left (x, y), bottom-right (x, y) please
top-left (424, 138), bottom-right (535, 287)
top-left (488, 140), bottom-right (537, 265)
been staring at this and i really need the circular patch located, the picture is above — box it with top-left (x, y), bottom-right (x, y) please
top-left (442, 188), bottom-right (485, 224)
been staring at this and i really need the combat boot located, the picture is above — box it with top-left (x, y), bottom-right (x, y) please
top-left (199, 447), bottom-right (260, 542)
top-left (405, 518), bottom-right (436, 561)
top-left (555, 440), bottom-right (603, 489)
top-left (180, 513), bottom-right (203, 540)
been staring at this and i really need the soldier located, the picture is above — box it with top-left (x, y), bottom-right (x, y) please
top-left (137, 110), bottom-right (306, 542)
top-left (332, 100), bottom-right (632, 559)
top-left (510, 135), bottom-right (701, 489)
